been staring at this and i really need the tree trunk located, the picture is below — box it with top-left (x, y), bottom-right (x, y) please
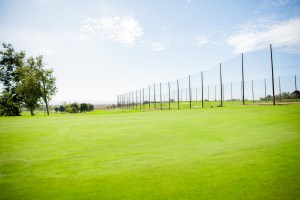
top-left (30, 108), bottom-right (34, 116)
top-left (42, 81), bottom-right (49, 116)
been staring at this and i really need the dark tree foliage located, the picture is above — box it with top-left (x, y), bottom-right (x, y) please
top-left (70, 103), bottom-right (79, 113)
top-left (88, 103), bottom-right (94, 111)
top-left (0, 44), bottom-right (25, 116)
top-left (80, 103), bottom-right (88, 113)
top-left (54, 107), bottom-right (59, 112)
top-left (59, 105), bottom-right (65, 112)
top-left (0, 91), bottom-right (22, 116)
top-left (291, 90), bottom-right (300, 99)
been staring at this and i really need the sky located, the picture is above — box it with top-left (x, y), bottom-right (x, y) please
top-left (1, 0), bottom-right (300, 103)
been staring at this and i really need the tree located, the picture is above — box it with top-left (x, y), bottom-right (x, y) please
top-left (36, 56), bottom-right (57, 116)
top-left (16, 57), bottom-right (42, 116)
top-left (0, 43), bottom-right (25, 116)
top-left (88, 103), bottom-right (94, 111)
top-left (70, 102), bottom-right (79, 113)
top-left (79, 103), bottom-right (88, 113)
top-left (0, 91), bottom-right (22, 116)
top-left (291, 90), bottom-right (300, 99)
top-left (0, 44), bottom-right (57, 116)
top-left (59, 105), bottom-right (65, 112)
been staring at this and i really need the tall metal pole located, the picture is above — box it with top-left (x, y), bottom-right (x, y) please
top-left (270, 44), bottom-right (276, 105)
top-left (168, 81), bottom-right (171, 110)
top-left (242, 53), bottom-right (245, 105)
top-left (189, 75), bottom-right (192, 109)
top-left (220, 63), bottom-right (223, 107)
top-left (177, 79), bottom-right (180, 109)
top-left (201, 71), bottom-right (204, 108)
top-left (196, 88), bottom-right (197, 102)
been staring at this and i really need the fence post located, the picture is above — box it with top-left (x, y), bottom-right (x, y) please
top-left (177, 79), bottom-right (180, 109)
top-left (201, 71), bottom-right (204, 108)
top-left (189, 75), bottom-right (192, 109)
top-left (168, 81), bottom-right (171, 110)
top-left (270, 44), bottom-right (276, 105)
top-left (220, 63), bottom-right (223, 107)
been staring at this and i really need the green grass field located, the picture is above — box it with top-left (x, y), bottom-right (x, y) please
top-left (1, 104), bottom-right (300, 199)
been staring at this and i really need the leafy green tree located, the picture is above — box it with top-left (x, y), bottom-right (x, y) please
top-left (80, 103), bottom-right (88, 113)
top-left (35, 56), bottom-right (57, 115)
top-left (70, 102), bottom-right (79, 113)
top-left (0, 43), bottom-right (25, 116)
top-left (88, 103), bottom-right (94, 111)
top-left (16, 57), bottom-right (42, 116)
top-left (0, 91), bottom-right (22, 116)
top-left (291, 90), bottom-right (300, 99)
top-left (59, 105), bottom-right (65, 112)
top-left (0, 44), bottom-right (57, 116)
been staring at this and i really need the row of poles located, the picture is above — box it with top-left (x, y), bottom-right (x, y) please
top-left (117, 44), bottom-right (296, 109)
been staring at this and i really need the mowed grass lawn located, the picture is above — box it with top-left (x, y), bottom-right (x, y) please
top-left (0, 105), bottom-right (300, 199)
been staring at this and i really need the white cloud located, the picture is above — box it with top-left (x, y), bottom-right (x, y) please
top-left (227, 17), bottom-right (300, 53)
top-left (33, 48), bottom-right (56, 56)
top-left (79, 15), bottom-right (143, 47)
top-left (151, 42), bottom-right (166, 51)
top-left (196, 36), bottom-right (209, 46)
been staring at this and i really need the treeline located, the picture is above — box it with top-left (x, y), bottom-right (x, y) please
top-left (54, 103), bottom-right (94, 113)
top-left (260, 90), bottom-right (300, 101)
top-left (0, 44), bottom-right (57, 116)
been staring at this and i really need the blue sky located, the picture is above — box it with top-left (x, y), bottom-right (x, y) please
top-left (1, 0), bottom-right (300, 103)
